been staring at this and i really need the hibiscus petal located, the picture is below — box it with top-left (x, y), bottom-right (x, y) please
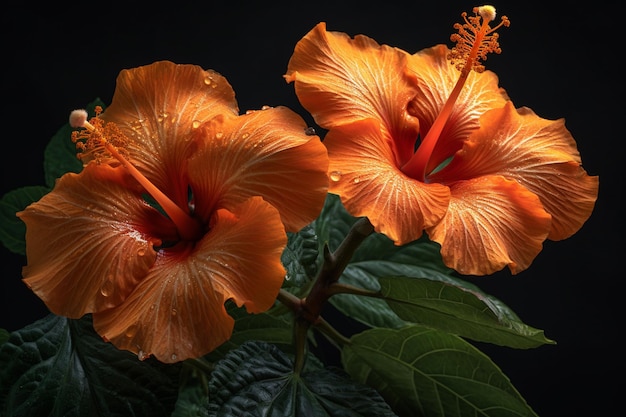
top-left (426, 176), bottom-right (552, 276)
top-left (285, 22), bottom-right (420, 153)
top-left (19, 164), bottom-right (171, 317)
top-left (324, 119), bottom-right (450, 245)
top-left (93, 196), bottom-right (287, 362)
top-left (406, 44), bottom-right (509, 173)
top-left (189, 106), bottom-right (329, 232)
top-left (101, 61), bottom-right (240, 207)
top-left (431, 102), bottom-right (599, 240)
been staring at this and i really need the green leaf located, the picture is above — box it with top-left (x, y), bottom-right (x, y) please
top-left (379, 276), bottom-right (554, 349)
top-left (313, 193), bottom-right (358, 253)
top-left (330, 239), bottom-right (460, 330)
top-left (172, 365), bottom-right (210, 417)
top-left (282, 224), bottom-right (320, 288)
top-left (207, 341), bottom-right (398, 417)
top-left (332, 265), bottom-right (407, 329)
top-left (207, 306), bottom-right (295, 361)
top-left (0, 329), bottom-right (9, 346)
top-left (342, 325), bottom-right (539, 417)
top-left (0, 314), bottom-right (181, 417)
top-left (43, 99), bottom-right (105, 187)
top-left (0, 186), bottom-right (49, 255)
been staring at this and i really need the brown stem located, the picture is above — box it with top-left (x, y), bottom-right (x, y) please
top-left (275, 217), bottom-right (375, 373)
top-left (303, 217), bottom-right (375, 320)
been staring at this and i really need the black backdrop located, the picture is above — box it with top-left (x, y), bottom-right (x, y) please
top-left (1, 2), bottom-right (622, 415)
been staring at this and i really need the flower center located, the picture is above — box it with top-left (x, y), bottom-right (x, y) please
top-left (401, 5), bottom-right (510, 181)
top-left (70, 107), bottom-right (203, 242)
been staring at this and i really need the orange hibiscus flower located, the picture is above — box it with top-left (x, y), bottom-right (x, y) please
top-left (19, 61), bottom-right (329, 362)
top-left (285, 6), bottom-right (598, 276)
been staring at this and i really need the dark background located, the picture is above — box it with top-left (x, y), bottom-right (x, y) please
top-left (1, 1), bottom-right (622, 415)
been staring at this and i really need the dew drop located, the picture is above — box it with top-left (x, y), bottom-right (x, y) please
top-left (125, 325), bottom-right (137, 338)
top-left (100, 278), bottom-right (114, 297)
top-left (215, 132), bottom-right (224, 139)
top-left (353, 177), bottom-right (361, 183)
top-left (171, 308), bottom-right (177, 316)
top-left (138, 350), bottom-right (147, 361)
top-left (204, 77), bottom-right (213, 85)
top-left (171, 353), bottom-right (178, 361)
top-left (137, 247), bottom-right (146, 257)
top-left (192, 120), bottom-right (201, 129)
top-left (157, 112), bottom-right (169, 123)
top-left (329, 171), bottom-right (342, 182)
top-left (129, 120), bottom-right (143, 130)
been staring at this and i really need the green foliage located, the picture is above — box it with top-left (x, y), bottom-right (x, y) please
top-left (282, 224), bottom-right (320, 287)
top-left (379, 276), bottom-right (554, 348)
top-left (342, 325), bottom-right (538, 417)
top-left (0, 329), bottom-right (8, 346)
top-left (206, 341), bottom-right (398, 416)
top-left (205, 304), bottom-right (295, 361)
top-left (0, 186), bottom-right (49, 255)
top-left (0, 314), bottom-right (181, 417)
top-left (171, 366), bottom-right (210, 417)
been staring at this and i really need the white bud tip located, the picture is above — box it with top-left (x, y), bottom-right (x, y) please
top-left (478, 5), bottom-right (496, 22)
top-left (69, 109), bottom-right (89, 128)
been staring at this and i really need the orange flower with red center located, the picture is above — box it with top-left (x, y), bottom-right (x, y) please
top-left (19, 61), bottom-right (329, 362)
top-left (285, 6), bottom-right (598, 275)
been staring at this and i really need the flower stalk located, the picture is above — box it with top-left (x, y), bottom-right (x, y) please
top-left (286, 216), bottom-right (374, 373)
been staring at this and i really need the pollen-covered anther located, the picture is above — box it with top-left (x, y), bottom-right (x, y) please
top-left (70, 106), bottom-right (130, 165)
top-left (447, 5), bottom-right (510, 75)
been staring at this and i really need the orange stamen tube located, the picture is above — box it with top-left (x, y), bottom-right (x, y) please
top-left (401, 5), bottom-right (509, 182)
top-left (70, 109), bottom-right (202, 241)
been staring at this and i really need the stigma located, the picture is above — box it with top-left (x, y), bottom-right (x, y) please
top-left (401, 6), bottom-right (509, 181)
top-left (69, 107), bottom-right (203, 242)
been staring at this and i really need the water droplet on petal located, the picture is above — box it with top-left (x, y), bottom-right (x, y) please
top-left (100, 278), bottom-right (114, 297)
top-left (192, 120), bottom-right (201, 129)
top-left (171, 353), bottom-right (178, 361)
top-left (125, 325), bottom-right (137, 338)
top-left (171, 308), bottom-right (177, 316)
top-left (138, 350), bottom-right (147, 360)
top-left (330, 171), bottom-right (342, 182)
